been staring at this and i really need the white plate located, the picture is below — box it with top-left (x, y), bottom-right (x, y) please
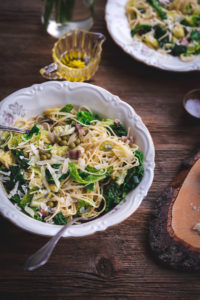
top-left (0, 81), bottom-right (155, 237)
top-left (105, 0), bottom-right (200, 72)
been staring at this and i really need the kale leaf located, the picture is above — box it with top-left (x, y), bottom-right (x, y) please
top-left (20, 191), bottom-right (33, 209)
top-left (171, 44), bottom-right (187, 56)
top-left (154, 25), bottom-right (167, 39)
top-left (60, 104), bottom-right (74, 113)
top-left (131, 24), bottom-right (152, 36)
top-left (26, 124), bottom-right (40, 140)
top-left (45, 168), bottom-right (55, 184)
top-left (85, 183), bottom-right (95, 191)
top-left (53, 212), bottom-right (67, 225)
top-left (77, 110), bottom-right (100, 125)
top-left (45, 164), bottom-right (68, 184)
top-left (147, 0), bottom-right (167, 20)
top-left (10, 194), bottom-right (21, 204)
top-left (191, 30), bottom-right (200, 41)
top-left (135, 150), bottom-right (144, 165)
top-left (186, 4), bottom-right (192, 13)
top-left (31, 207), bottom-right (43, 221)
top-left (58, 172), bottom-right (69, 181)
top-left (51, 163), bottom-right (61, 169)
top-left (103, 180), bottom-right (124, 213)
top-left (181, 15), bottom-right (200, 27)
top-left (109, 124), bottom-right (127, 137)
top-left (4, 166), bottom-right (26, 193)
top-left (11, 149), bottom-right (29, 169)
top-left (103, 150), bottom-right (144, 213)
top-left (154, 25), bottom-right (169, 46)
top-left (68, 162), bottom-right (106, 184)
top-left (4, 145), bottom-right (9, 151)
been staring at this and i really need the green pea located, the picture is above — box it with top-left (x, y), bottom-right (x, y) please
top-left (76, 138), bottom-right (81, 145)
top-left (60, 140), bottom-right (68, 146)
top-left (47, 201), bottom-right (54, 208)
top-left (46, 153), bottom-right (51, 159)
top-left (69, 142), bottom-right (76, 149)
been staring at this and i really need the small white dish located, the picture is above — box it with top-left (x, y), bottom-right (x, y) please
top-left (105, 0), bottom-right (200, 72)
top-left (0, 81), bottom-right (155, 237)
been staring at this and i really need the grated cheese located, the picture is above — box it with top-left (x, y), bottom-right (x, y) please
top-left (46, 163), bottom-right (60, 189)
top-left (9, 181), bottom-right (19, 198)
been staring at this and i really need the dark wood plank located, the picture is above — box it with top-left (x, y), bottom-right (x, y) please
top-left (0, 0), bottom-right (200, 299)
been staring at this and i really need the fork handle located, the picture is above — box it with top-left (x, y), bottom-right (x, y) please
top-left (0, 124), bottom-right (29, 134)
top-left (24, 217), bottom-right (83, 271)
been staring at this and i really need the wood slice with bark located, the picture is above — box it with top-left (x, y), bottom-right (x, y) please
top-left (149, 148), bottom-right (200, 271)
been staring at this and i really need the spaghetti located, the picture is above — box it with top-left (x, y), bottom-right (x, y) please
top-left (0, 104), bottom-right (144, 225)
top-left (126, 0), bottom-right (200, 60)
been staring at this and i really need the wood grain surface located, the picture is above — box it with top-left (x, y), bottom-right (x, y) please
top-left (0, 1), bottom-right (200, 299)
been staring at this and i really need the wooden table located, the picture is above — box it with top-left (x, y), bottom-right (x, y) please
top-left (0, 1), bottom-right (200, 299)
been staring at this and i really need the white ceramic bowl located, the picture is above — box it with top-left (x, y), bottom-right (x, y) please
top-left (105, 0), bottom-right (200, 72)
top-left (0, 81), bottom-right (155, 237)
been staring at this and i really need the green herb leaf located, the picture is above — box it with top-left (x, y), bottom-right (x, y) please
top-left (59, 172), bottom-right (69, 181)
top-left (68, 162), bottom-right (106, 184)
top-left (147, 0), bottom-right (167, 20)
top-left (191, 30), bottom-right (200, 41)
top-left (103, 150), bottom-right (144, 213)
top-left (86, 183), bottom-right (95, 191)
top-left (45, 168), bottom-right (55, 184)
top-left (181, 15), bottom-right (200, 27)
top-left (52, 163), bottom-right (61, 169)
top-left (53, 212), bottom-right (67, 225)
top-left (123, 151), bottom-right (144, 193)
top-left (171, 44), bottom-right (187, 56)
top-left (77, 111), bottom-right (100, 125)
top-left (60, 104), bottom-right (74, 113)
top-left (103, 180), bottom-right (124, 213)
top-left (109, 123), bottom-right (127, 137)
top-left (20, 191), bottom-right (33, 209)
top-left (26, 124), bottom-right (40, 140)
top-left (154, 25), bottom-right (169, 46)
top-left (135, 150), bottom-right (144, 164)
top-left (4, 166), bottom-right (26, 193)
top-left (10, 194), bottom-right (21, 204)
top-left (31, 207), bottom-right (43, 221)
top-left (11, 149), bottom-right (29, 169)
top-left (4, 145), bottom-right (9, 151)
top-left (186, 4), bottom-right (192, 13)
top-left (131, 24), bottom-right (152, 36)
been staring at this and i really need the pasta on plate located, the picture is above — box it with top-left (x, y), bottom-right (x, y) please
top-left (0, 104), bottom-right (144, 225)
top-left (126, 0), bottom-right (200, 61)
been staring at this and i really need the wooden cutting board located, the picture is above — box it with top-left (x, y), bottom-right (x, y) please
top-left (149, 147), bottom-right (200, 271)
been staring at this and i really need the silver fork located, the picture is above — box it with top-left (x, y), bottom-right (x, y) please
top-left (24, 214), bottom-right (101, 271)
top-left (0, 124), bottom-right (30, 134)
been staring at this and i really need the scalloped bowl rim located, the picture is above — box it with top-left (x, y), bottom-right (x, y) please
top-left (105, 0), bottom-right (200, 72)
top-left (0, 81), bottom-right (155, 237)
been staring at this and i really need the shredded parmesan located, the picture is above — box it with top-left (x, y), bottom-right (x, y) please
top-left (9, 181), bottom-right (19, 198)
top-left (46, 163), bottom-right (60, 189)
